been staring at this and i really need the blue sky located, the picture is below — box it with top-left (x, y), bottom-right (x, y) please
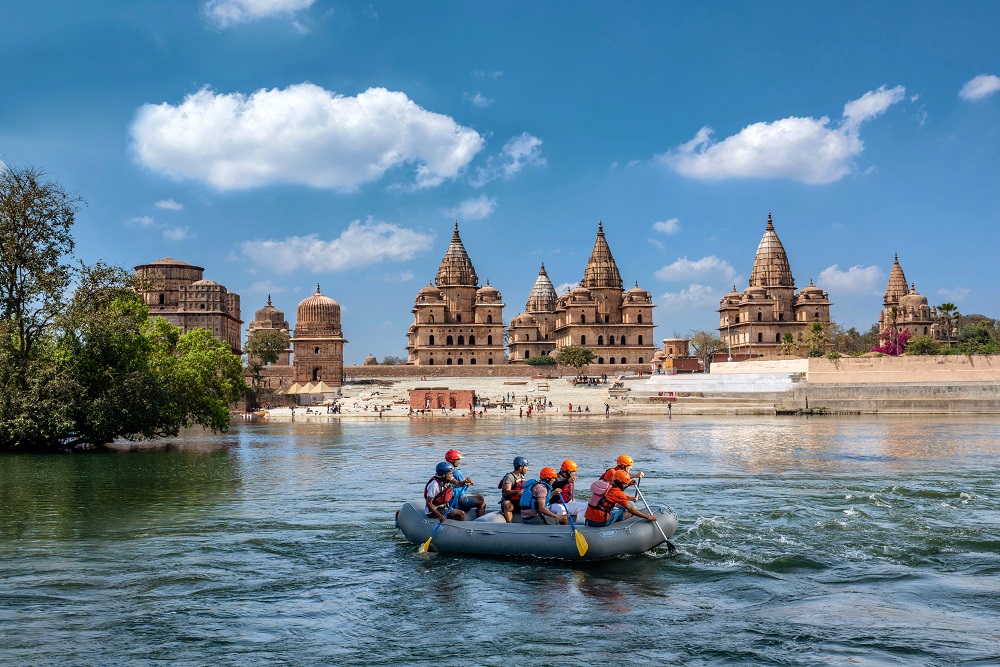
top-left (2, 1), bottom-right (998, 363)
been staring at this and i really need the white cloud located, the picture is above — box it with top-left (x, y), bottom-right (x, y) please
top-left (816, 264), bottom-right (883, 293)
top-left (471, 132), bottom-right (546, 186)
top-left (205, 0), bottom-right (313, 28)
top-left (554, 282), bottom-right (579, 295)
top-left (657, 283), bottom-right (720, 309)
top-left (443, 194), bottom-right (496, 221)
top-left (155, 198), bottom-right (183, 211)
top-left (126, 215), bottom-right (155, 228)
top-left (465, 92), bottom-right (494, 108)
top-left (471, 69), bottom-right (503, 79)
top-left (936, 287), bottom-right (971, 302)
top-left (131, 84), bottom-right (484, 192)
top-left (239, 217), bottom-right (433, 273)
top-left (655, 256), bottom-right (737, 283)
top-left (660, 85), bottom-right (906, 184)
top-left (245, 280), bottom-right (287, 295)
top-left (380, 270), bottom-right (415, 283)
top-left (959, 74), bottom-right (1000, 101)
top-left (163, 226), bottom-right (192, 241)
top-left (652, 218), bottom-right (680, 234)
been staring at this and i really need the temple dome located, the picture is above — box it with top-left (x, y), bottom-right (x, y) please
top-left (899, 284), bottom-right (928, 310)
top-left (581, 222), bottom-right (623, 290)
top-left (510, 312), bottom-right (537, 326)
top-left (416, 283), bottom-right (443, 302)
top-left (476, 281), bottom-right (501, 303)
top-left (624, 282), bottom-right (651, 303)
top-left (190, 279), bottom-right (219, 286)
top-left (435, 222), bottom-right (479, 287)
top-left (254, 295), bottom-right (286, 325)
top-left (296, 284), bottom-right (341, 332)
top-left (526, 263), bottom-right (558, 312)
top-left (364, 354), bottom-right (378, 366)
top-left (749, 213), bottom-right (794, 288)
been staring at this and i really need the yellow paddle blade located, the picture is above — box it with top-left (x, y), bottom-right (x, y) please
top-left (574, 529), bottom-right (589, 556)
top-left (417, 536), bottom-right (433, 553)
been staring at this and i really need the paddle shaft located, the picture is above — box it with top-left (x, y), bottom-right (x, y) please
top-left (635, 480), bottom-right (676, 553)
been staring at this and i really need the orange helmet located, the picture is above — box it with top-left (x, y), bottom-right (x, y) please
top-left (540, 467), bottom-right (558, 480)
top-left (445, 449), bottom-right (462, 463)
top-left (613, 470), bottom-right (631, 485)
top-left (561, 459), bottom-right (578, 472)
top-left (616, 455), bottom-right (634, 467)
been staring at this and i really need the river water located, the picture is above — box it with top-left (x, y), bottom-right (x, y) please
top-left (2, 415), bottom-right (999, 666)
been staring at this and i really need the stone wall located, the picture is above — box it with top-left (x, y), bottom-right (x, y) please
top-left (343, 363), bottom-right (651, 380)
top-left (806, 355), bottom-right (1000, 383)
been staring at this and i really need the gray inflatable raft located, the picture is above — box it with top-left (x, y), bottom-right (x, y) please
top-left (396, 500), bottom-right (678, 560)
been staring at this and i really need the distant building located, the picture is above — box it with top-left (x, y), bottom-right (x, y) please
top-left (880, 254), bottom-right (953, 341)
top-left (718, 213), bottom-right (831, 356)
top-left (405, 223), bottom-right (506, 366)
top-left (510, 223), bottom-right (656, 366)
top-left (135, 257), bottom-right (242, 355)
top-left (246, 295), bottom-right (291, 365)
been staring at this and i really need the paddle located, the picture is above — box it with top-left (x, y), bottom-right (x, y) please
top-left (557, 496), bottom-right (588, 557)
top-left (635, 479), bottom-right (678, 555)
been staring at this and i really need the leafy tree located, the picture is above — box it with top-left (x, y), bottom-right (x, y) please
top-left (525, 355), bottom-right (557, 366)
top-left (244, 328), bottom-right (290, 384)
top-left (688, 330), bottom-right (722, 372)
top-left (555, 345), bottom-right (595, 374)
top-left (780, 332), bottom-right (795, 356)
top-left (380, 355), bottom-right (407, 365)
top-left (957, 322), bottom-right (999, 356)
top-left (906, 335), bottom-right (944, 355)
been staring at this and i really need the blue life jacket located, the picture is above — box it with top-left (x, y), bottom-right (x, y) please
top-left (519, 479), bottom-right (552, 510)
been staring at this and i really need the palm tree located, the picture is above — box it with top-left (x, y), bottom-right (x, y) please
top-left (935, 302), bottom-right (957, 343)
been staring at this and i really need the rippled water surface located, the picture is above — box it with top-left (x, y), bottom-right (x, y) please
top-left (2, 415), bottom-right (1000, 666)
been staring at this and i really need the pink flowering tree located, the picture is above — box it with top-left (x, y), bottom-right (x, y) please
top-left (872, 327), bottom-right (911, 356)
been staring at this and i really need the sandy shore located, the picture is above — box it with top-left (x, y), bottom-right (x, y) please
top-left (247, 374), bottom-right (660, 421)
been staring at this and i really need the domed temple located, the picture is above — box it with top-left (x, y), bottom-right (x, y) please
top-left (135, 257), bottom-right (242, 354)
top-left (509, 223), bottom-right (656, 366)
top-left (405, 223), bottom-right (506, 366)
top-left (247, 295), bottom-right (291, 365)
top-left (718, 213), bottom-right (831, 357)
top-left (880, 254), bottom-right (954, 342)
top-left (292, 285), bottom-right (348, 384)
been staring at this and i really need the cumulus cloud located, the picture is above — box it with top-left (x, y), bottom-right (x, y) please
top-left (817, 264), bottom-right (883, 293)
top-left (471, 132), bottom-right (545, 186)
top-left (155, 198), bottom-right (183, 210)
top-left (554, 282), bottom-right (579, 295)
top-left (131, 84), bottom-right (484, 192)
top-left (658, 284), bottom-right (720, 309)
top-left (660, 85), bottom-right (906, 184)
top-left (239, 217), bottom-right (433, 273)
top-left (936, 287), bottom-right (971, 302)
top-left (959, 74), bottom-right (1000, 101)
top-left (655, 256), bottom-right (737, 283)
top-left (443, 194), bottom-right (496, 221)
top-left (652, 218), bottom-right (680, 234)
top-left (205, 0), bottom-right (313, 28)
top-left (162, 226), bottom-right (192, 241)
top-left (465, 92), bottom-right (494, 108)
top-left (126, 215), bottom-right (156, 228)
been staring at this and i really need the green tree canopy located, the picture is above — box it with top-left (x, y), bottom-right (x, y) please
top-left (555, 346), bottom-right (595, 373)
top-left (957, 322), bottom-right (999, 356)
top-left (688, 331), bottom-right (722, 371)
top-left (244, 328), bottom-right (291, 388)
top-left (525, 355), bottom-right (557, 366)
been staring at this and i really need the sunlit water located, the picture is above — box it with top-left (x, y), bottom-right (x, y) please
top-left (2, 415), bottom-right (999, 666)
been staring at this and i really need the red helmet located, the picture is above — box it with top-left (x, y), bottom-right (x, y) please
top-left (445, 449), bottom-right (462, 463)
top-left (613, 470), bottom-right (631, 485)
top-left (561, 459), bottom-right (578, 472)
top-left (616, 455), bottom-right (634, 467)
top-left (539, 467), bottom-right (558, 481)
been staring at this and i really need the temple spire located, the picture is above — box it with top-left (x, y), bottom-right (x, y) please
top-left (435, 222), bottom-right (479, 287)
top-left (526, 262), bottom-right (558, 312)
top-left (884, 254), bottom-right (908, 305)
top-left (582, 221), bottom-right (623, 290)
top-left (749, 212), bottom-right (794, 288)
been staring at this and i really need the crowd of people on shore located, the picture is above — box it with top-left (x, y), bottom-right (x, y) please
top-left (423, 451), bottom-right (658, 528)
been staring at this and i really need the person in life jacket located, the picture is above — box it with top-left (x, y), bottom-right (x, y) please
top-left (444, 449), bottom-right (486, 519)
top-left (584, 470), bottom-right (657, 528)
top-left (599, 454), bottom-right (644, 488)
top-left (548, 459), bottom-right (588, 523)
top-left (520, 467), bottom-right (569, 525)
top-left (425, 462), bottom-right (467, 522)
top-left (499, 456), bottom-right (529, 523)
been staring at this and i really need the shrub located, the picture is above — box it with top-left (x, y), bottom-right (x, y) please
top-left (525, 355), bottom-right (557, 366)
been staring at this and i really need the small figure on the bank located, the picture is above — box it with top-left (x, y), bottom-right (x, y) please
top-left (425, 462), bottom-right (466, 521)
top-left (668, 402), bottom-right (672, 417)
top-left (605, 403), bottom-right (610, 417)
top-left (498, 456), bottom-right (529, 523)
top-left (520, 467), bottom-right (569, 525)
top-left (445, 449), bottom-right (486, 519)
top-left (585, 471), bottom-right (656, 527)
top-left (519, 407), bottom-right (523, 417)
top-left (568, 402), bottom-right (572, 412)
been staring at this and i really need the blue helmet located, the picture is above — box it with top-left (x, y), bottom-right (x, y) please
top-left (436, 461), bottom-right (455, 476)
top-left (513, 456), bottom-right (528, 468)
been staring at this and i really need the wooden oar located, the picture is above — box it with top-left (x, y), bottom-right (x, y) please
top-left (557, 497), bottom-right (588, 556)
top-left (635, 480), bottom-right (677, 555)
